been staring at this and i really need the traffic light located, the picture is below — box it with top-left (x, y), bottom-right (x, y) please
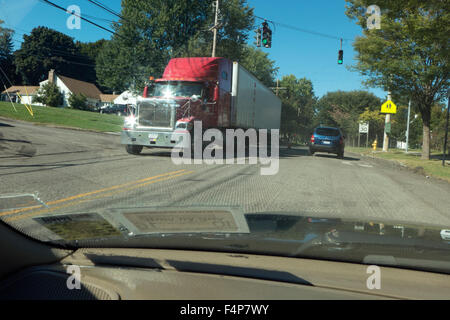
top-left (338, 50), bottom-right (344, 64)
top-left (254, 28), bottom-right (261, 47)
top-left (262, 22), bottom-right (272, 48)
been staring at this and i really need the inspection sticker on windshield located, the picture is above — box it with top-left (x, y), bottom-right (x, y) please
top-left (33, 212), bottom-right (122, 241)
top-left (105, 206), bottom-right (250, 235)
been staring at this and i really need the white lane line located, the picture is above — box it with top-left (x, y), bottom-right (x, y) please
top-left (342, 161), bottom-right (354, 166)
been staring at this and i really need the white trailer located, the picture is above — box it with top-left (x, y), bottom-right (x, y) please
top-left (231, 62), bottom-right (281, 130)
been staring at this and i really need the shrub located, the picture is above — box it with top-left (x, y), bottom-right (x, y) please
top-left (68, 93), bottom-right (88, 110)
top-left (33, 82), bottom-right (63, 107)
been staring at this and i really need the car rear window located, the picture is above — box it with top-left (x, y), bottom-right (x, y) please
top-left (315, 128), bottom-right (340, 136)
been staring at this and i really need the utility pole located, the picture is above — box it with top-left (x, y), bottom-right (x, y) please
top-left (443, 89), bottom-right (450, 167)
top-left (270, 80), bottom-right (287, 97)
top-left (383, 91), bottom-right (391, 152)
top-left (406, 99), bottom-right (411, 153)
top-left (211, 0), bottom-right (219, 57)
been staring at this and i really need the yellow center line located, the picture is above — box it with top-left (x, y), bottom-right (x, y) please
top-left (5, 170), bottom-right (194, 223)
top-left (0, 169), bottom-right (187, 217)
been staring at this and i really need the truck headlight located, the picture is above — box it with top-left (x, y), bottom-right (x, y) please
top-left (124, 116), bottom-right (137, 128)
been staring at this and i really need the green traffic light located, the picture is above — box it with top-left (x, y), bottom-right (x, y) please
top-left (338, 60), bottom-right (343, 64)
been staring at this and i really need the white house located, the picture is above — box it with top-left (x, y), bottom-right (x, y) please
top-left (1, 86), bottom-right (41, 105)
top-left (38, 69), bottom-right (102, 107)
top-left (114, 90), bottom-right (140, 106)
top-left (99, 94), bottom-right (119, 108)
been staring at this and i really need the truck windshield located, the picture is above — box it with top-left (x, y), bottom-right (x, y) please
top-left (152, 82), bottom-right (203, 98)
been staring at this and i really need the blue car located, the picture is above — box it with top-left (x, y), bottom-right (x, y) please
top-left (309, 126), bottom-right (345, 158)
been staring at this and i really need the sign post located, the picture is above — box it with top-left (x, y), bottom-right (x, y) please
top-left (406, 99), bottom-right (411, 153)
top-left (380, 95), bottom-right (397, 152)
top-left (443, 89), bottom-right (449, 167)
top-left (359, 122), bottom-right (369, 148)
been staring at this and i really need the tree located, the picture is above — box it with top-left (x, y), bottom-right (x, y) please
top-left (314, 90), bottom-right (382, 142)
top-left (278, 75), bottom-right (316, 142)
top-left (0, 20), bottom-right (17, 84)
top-left (359, 108), bottom-right (387, 145)
top-left (14, 27), bottom-right (95, 85)
top-left (430, 103), bottom-right (448, 151)
top-left (75, 39), bottom-right (107, 89)
top-left (33, 82), bottom-right (63, 107)
top-left (76, 39), bottom-right (107, 61)
top-left (345, 0), bottom-right (450, 159)
top-left (68, 93), bottom-right (88, 110)
top-left (96, 0), bottom-right (254, 93)
top-left (178, 0), bottom-right (254, 61)
top-left (240, 46), bottom-right (278, 87)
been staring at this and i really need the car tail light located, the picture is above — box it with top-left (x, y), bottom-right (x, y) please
top-left (310, 135), bottom-right (315, 143)
top-left (339, 137), bottom-right (344, 144)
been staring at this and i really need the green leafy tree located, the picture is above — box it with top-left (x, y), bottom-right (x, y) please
top-left (14, 27), bottom-right (94, 85)
top-left (68, 93), bottom-right (88, 110)
top-left (179, 0), bottom-right (254, 60)
top-left (240, 46), bottom-right (278, 87)
top-left (314, 90), bottom-right (382, 142)
top-left (430, 103), bottom-right (448, 151)
top-left (345, 0), bottom-right (450, 159)
top-left (359, 108), bottom-right (388, 145)
top-left (33, 82), bottom-right (63, 107)
top-left (278, 75), bottom-right (316, 142)
top-left (96, 0), bottom-right (254, 93)
top-left (0, 20), bottom-right (17, 84)
top-left (75, 39), bottom-right (107, 90)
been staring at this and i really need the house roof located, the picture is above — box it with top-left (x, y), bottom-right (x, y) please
top-left (99, 94), bottom-right (119, 102)
top-left (58, 75), bottom-right (102, 100)
top-left (1, 86), bottom-right (40, 95)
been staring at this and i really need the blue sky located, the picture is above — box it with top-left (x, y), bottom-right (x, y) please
top-left (0, 0), bottom-right (387, 99)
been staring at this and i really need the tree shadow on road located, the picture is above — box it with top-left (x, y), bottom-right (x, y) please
top-left (137, 146), bottom-right (311, 160)
top-left (313, 153), bottom-right (360, 161)
top-left (279, 147), bottom-right (309, 158)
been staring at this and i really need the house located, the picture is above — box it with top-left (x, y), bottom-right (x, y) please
top-left (99, 94), bottom-right (119, 108)
top-left (38, 69), bottom-right (102, 107)
top-left (1, 86), bottom-right (41, 105)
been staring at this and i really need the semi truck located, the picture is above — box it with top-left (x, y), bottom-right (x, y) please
top-left (121, 57), bottom-right (281, 154)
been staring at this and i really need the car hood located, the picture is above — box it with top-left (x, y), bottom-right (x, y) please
top-left (1, 198), bottom-right (449, 274)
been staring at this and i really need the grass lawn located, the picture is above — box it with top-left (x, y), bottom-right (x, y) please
top-left (0, 101), bottom-right (123, 132)
top-left (347, 146), bottom-right (450, 183)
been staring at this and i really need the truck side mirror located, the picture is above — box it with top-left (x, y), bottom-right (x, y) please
top-left (142, 86), bottom-right (148, 98)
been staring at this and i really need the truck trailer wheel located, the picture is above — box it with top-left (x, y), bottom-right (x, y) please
top-left (126, 145), bottom-right (143, 155)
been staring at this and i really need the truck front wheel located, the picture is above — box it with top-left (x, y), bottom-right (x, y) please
top-left (126, 145), bottom-right (143, 155)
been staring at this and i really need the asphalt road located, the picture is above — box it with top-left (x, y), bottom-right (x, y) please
top-left (1, 118), bottom-right (450, 235)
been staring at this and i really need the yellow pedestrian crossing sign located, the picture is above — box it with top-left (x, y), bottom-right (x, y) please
top-left (381, 100), bottom-right (397, 114)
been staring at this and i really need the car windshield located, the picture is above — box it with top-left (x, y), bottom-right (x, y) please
top-left (0, 0), bottom-right (449, 279)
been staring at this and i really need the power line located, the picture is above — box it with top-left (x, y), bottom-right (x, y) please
top-left (254, 15), bottom-right (353, 42)
top-left (9, 39), bottom-right (150, 77)
top-left (38, 0), bottom-right (122, 38)
top-left (85, 0), bottom-right (126, 21)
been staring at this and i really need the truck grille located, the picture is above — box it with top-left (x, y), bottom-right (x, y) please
top-left (138, 101), bottom-right (173, 128)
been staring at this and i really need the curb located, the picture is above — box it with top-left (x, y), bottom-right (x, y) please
top-left (346, 150), bottom-right (449, 184)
